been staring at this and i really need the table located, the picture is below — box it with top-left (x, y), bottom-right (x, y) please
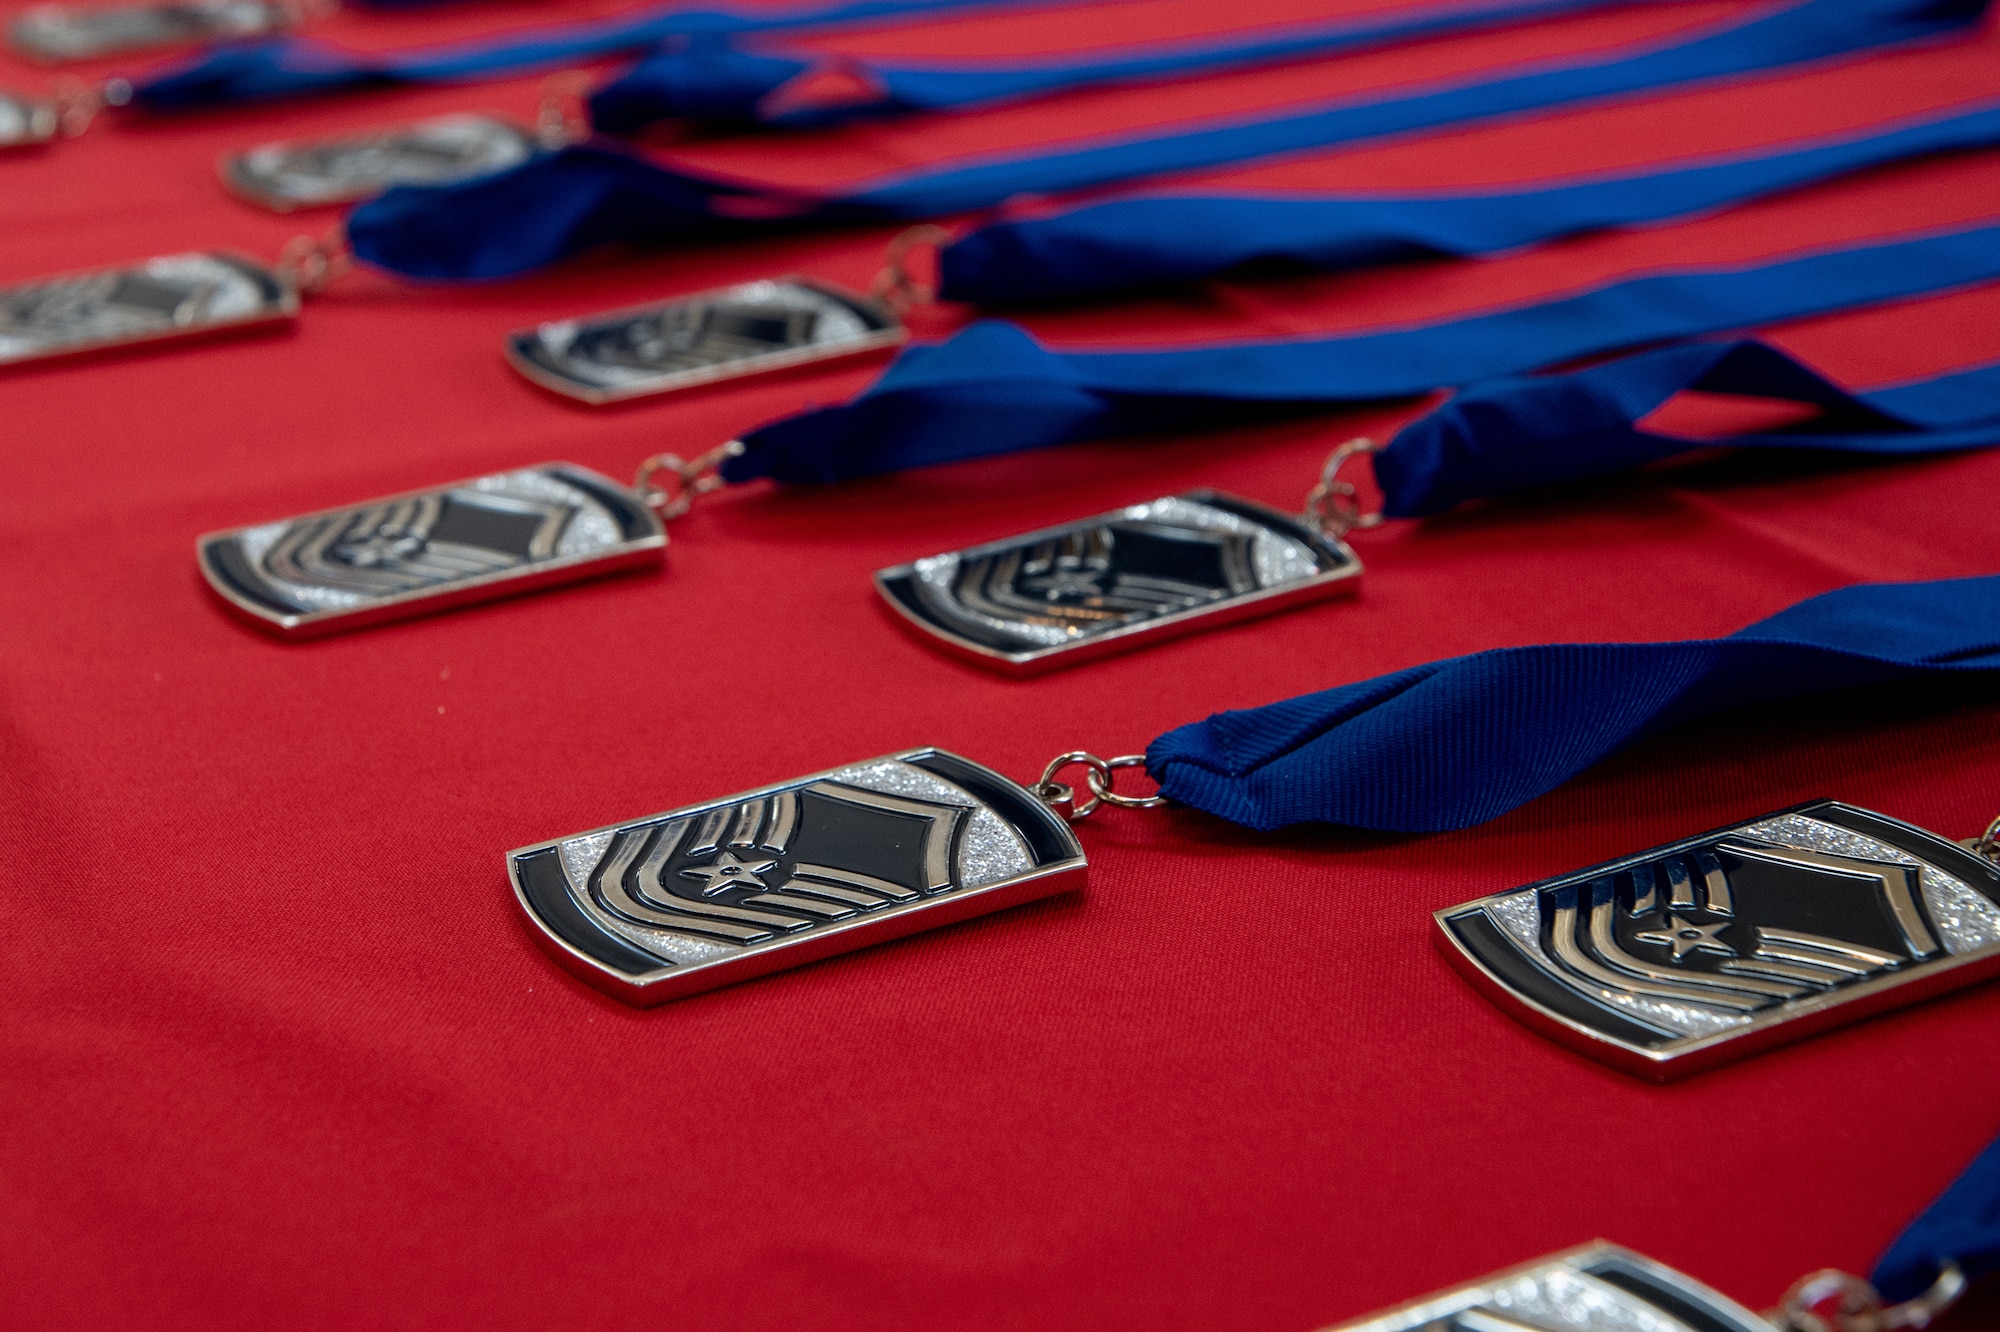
top-left (3, 1), bottom-right (1998, 1326)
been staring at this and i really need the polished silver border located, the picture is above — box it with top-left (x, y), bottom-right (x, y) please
top-left (9, 0), bottom-right (291, 62)
top-left (873, 490), bottom-right (1363, 675)
top-left (219, 112), bottom-right (541, 212)
top-left (1434, 800), bottom-right (2000, 1080)
top-left (509, 747), bottom-right (1088, 1006)
top-left (1315, 1241), bottom-right (1771, 1332)
top-left (195, 462), bottom-right (666, 638)
top-left (504, 277), bottom-right (907, 405)
top-left (0, 91), bottom-right (58, 147)
top-left (0, 251), bottom-right (297, 370)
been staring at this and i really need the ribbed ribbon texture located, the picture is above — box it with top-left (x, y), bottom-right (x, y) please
top-left (723, 221), bottom-right (2000, 485)
top-left (588, 0), bottom-right (1634, 132)
top-left (344, 0), bottom-right (1990, 280)
top-left (1375, 338), bottom-right (2000, 517)
top-left (1873, 1130), bottom-right (2000, 1302)
top-left (939, 98), bottom-right (2000, 303)
top-left (126, 0), bottom-right (1060, 110)
top-left (1145, 575), bottom-right (2000, 833)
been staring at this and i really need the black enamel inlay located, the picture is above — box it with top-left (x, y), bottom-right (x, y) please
top-left (1181, 489), bottom-right (1355, 569)
top-left (644, 792), bottom-right (934, 912)
top-left (908, 751), bottom-right (1078, 869)
top-left (200, 536), bottom-right (309, 616)
top-left (1813, 801), bottom-right (2000, 901)
top-left (545, 466), bottom-right (657, 542)
top-left (1584, 1257), bottom-right (1768, 1332)
top-left (1445, 909), bottom-right (1678, 1051)
top-left (428, 496), bottom-right (547, 559)
top-left (514, 848), bottom-right (665, 977)
top-left (1103, 523), bottom-right (1233, 588)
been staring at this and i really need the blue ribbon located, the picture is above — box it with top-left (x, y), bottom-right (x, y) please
top-left (1144, 574), bottom-right (2000, 833)
top-left (1874, 1130), bottom-right (2000, 1302)
top-left (125, 0), bottom-right (1078, 111)
top-left (345, 0), bottom-right (1992, 280)
top-left (721, 219), bottom-right (2000, 485)
top-left (1375, 338), bottom-right (2000, 518)
top-left (588, 0), bottom-right (1650, 133)
top-left (940, 98), bottom-right (2000, 304)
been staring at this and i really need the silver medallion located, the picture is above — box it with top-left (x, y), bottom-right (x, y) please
top-left (0, 252), bottom-right (296, 369)
top-left (197, 463), bottom-right (665, 636)
top-left (9, 0), bottom-right (290, 62)
top-left (0, 90), bottom-right (59, 147)
top-left (511, 748), bottom-right (1087, 1005)
top-left (875, 490), bottom-right (1362, 673)
top-left (1437, 800), bottom-right (2000, 1078)
top-left (505, 277), bottom-right (906, 404)
top-left (222, 114), bottom-right (542, 212)
top-left (1318, 1242), bottom-right (1770, 1332)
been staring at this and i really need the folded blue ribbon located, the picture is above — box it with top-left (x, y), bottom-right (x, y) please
top-left (345, 0), bottom-right (1992, 280)
top-left (1376, 338), bottom-right (2000, 517)
top-left (588, 0), bottom-right (1650, 133)
top-left (125, 0), bottom-right (1075, 111)
top-left (1874, 1130), bottom-right (2000, 1302)
top-left (940, 98), bottom-right (2000, 304)
top-left (1145, 573), bottom-right (2000, 832)
top-left (722, 219), bottom-right (2000, 485)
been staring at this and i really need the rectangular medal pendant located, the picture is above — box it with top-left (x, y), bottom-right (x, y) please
top-left (0, 91), bottom-right (59, 147)
top-left (9, 0), bottom-right (292, 62)
top-left (875, 490), bottom-right (1362, 674)
top-left (510, 748), bottom-right (1087, 1005)
top-left (0, 252), bottom-right (296, 369)
top-left (197, 463), bottom-right (665, 637)
top-left (222, 114), bottom-right (542, 211)
top-left (1318, 1242), bottom-right (1769, 1332)
top-left (1436, 800), bottom-right (2000, 1079)
top-left (505, 277), bottom-right (907, 404)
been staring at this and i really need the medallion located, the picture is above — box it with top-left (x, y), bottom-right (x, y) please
top-left (9, 0), bottom-right (291, 61)
top-left (511, 748), bottom-right (1087, 1005)
top-left (1318, 1242), bottom-right (1770, 1332)
top-left (505, 278), bottom-right (907, 404)
top-left (0, 252), bottom-right (296, 369)
top-left (0, 90), bottom-right (58, 147)
top-left (222, 114), bottom-right (543, 212)
top-left (1436, 800), bottom-right (2000, 1078)
top-left (197, 463), bottom-right (665, 636)
top-left (875, 490), bottom-right (1362, 673)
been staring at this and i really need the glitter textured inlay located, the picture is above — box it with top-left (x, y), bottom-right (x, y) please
top-left (1741, 814), bottom-right (2000, 955)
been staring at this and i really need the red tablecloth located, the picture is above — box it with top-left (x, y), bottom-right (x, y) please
top-left (4, 1), bottom-right (1999, 1327)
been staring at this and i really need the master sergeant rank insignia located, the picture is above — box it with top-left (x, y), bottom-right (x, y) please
top-left (1436, 800), bottom-right (2000, 1077)
top-left (509, 749), bottom-right (1087, 1004)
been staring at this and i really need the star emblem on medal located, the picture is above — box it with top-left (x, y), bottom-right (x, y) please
top-left (1019, 562), bottom-right (1109, 601)
top-left (1635, 914), bottom-right (1736, 961)
top-left (679, 850), bottom-right (777, 896)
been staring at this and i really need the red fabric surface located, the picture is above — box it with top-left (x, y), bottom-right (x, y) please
top-left (4, 2), bottom-right (2000, 1328)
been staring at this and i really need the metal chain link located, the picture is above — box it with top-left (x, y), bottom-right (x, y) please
top-left (1032, 752), bottom-right (1167, 822)
top-left (870, 224), bottom-right (950, 314)
top-left (51, 77), bottom-right (102, 137)
top-left (1770, 1261), bottom-right (1966, 1332)
top-left (633, 440), bottom-right (747, 520)
top-left (536, 70), bottom-right (594, 148)
top-left (277, 226), bottom-right (351, 297)
top-left (1961, 814), bottom-right (2000, 863)
top-left (1303, 436), bottom-right (1384, 539)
